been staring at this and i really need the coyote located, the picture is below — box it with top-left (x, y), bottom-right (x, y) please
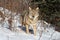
top-left (22, 7), bottom-right (39, 35)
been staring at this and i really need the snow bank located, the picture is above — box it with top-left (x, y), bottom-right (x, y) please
top-left (0, 21), bottom-right (60, 40)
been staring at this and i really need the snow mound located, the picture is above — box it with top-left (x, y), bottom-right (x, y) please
top-left (0, 23), bottom-right (60, 40)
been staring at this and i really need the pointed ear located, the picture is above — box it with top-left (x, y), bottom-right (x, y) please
top-left (36, 7), bottom-right (39, 11)
top-left (29, 7), bottom-right (31, 10)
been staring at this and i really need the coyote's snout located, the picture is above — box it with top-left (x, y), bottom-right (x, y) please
top-left (22, 7), bottom-right (39, 35)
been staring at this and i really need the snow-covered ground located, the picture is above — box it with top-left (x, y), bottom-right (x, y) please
top-left (0, 7), bottom-right (60, 40)
top-left (0, 23), bottom-right (60, 40)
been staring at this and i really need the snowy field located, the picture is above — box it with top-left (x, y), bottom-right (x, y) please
top-left (0, 24), bottom-right (60, 40)
top-left (0, 7), bottom-right (60, 40)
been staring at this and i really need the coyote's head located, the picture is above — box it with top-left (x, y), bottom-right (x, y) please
top-left (29, 7), bottom-right (39, 20)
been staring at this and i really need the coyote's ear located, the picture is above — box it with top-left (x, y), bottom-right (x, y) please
top-left (36, 7), bottom-right (39, 11)
top-left (29, 7), bottom-right (31, 10)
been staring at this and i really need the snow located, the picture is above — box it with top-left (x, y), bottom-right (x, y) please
top-left (0, 27), bottom-right (36, 40)
top-left (0, 7), bottom-right (60, 40)
top-left (0, 26), bottom-right (60, 40)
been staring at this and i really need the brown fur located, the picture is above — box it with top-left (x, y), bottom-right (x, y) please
top-left (22, 7), bottom-right (39, 35)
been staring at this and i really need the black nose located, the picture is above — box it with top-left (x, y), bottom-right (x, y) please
top-left (32, 16), bottom-right (34, 17)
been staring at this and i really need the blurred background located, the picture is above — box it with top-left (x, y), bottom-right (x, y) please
top-left (0, 0), bottom-right (60, 31)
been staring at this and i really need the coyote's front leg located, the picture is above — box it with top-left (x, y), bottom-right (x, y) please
top-left (26, 25), bottom-right (29, 34)
top-left (33, 25), bottom-right (37, 36)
